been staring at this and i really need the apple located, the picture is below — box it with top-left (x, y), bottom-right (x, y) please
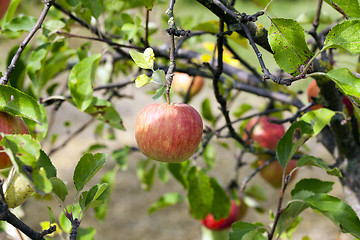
top-left (135, 103), bottom-right (203, 163)
top-left (307, 80), bottom-right (354, 115)
top-left (243, 116), bottom-right (285, 150)
top-left (307, 80), bottom-right (323, 110)
top-left (171, 72), bottom-right (204, 99)
top-left (0, 112), bottom-right (30, 169)
top-left (0, 0), bottom-right (10, 19)
top-left (257, 155), bottom-right (298, 188)
top-left (201, 198), bottom-right (247, 231)
top-left (3, 168), bottom-right (34, 208)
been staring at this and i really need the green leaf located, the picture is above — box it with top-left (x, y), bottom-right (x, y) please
top-left (187, 167), bottom-right (213, 219)
top-left (81, 0), bottom-right (104, 18)
top-left (167, 161), bottom-right (190, 188)
top-left (324, 0), bottom-right (360, 19)
top-left (230, 222), bottom-right (266, 240)
top-left (0, 85), bottom-right (44, 124)
top-left (0, 135), bottom-right (52, 195)
top-left (50, 177), bottom-right (68, 202)
top-left (203, 144), bottom-right (216, 170)
top-left (276, 179), bottom-right (334, 236)
top-left (152, 85), bottom-right (167, 100)
top-left (65, 0), bottom-right (80, 6)
top-left (47, 207), bottom-right (56, 224)
top-left (59, 204), bottom-right (81, 233)
top-left (325, 68), bottom-right (360, 105)
top-left (4, 16), bottom-right (37, 32)
top-left (193, 20), bottom-right (219, 33)
top-left (94, 168), bottom-right (117, 220)
top-left (305, 194), bottom-right (360, 238)
top-left (300, 108), bottom-right (335, 136)
top-left (38, 150), bottom-right (56, 178)
top-left (129, 48), bottom-right (154, 70)
top-left (135, 74), bottom-right (152, 88)
top-left (111, 147), bottom-right (130, 170)
top-left (79, 183), bottom-right (108, 213)
top-left (323, 20), bottom-right (360, 55)
top-left (84, 97), bottom-right (125, 130)
top-left (23, 104), bottom-right (48, 142)
top-left (268, 18), bottom-right (314, 76)
top-left (68, 54), bottom-right (101, 111)
top-left (144, 0), bottom-right (156, 10)
top-left (201, 98), bottom-right (216, 123)
top-left (77, 227), bottom-right (96, 240)
top-left (136, 159), bottom-right (156, 191)
top-left (26, 43), bottom-right (50, 91)
top-left (233, 103), bottom-right (253, 118)
top-left (210, 177), bottom-right (231, 220)
top-left (158, 162), bottom-right (169, 183)
top-left (73, 153), bottom-right (106, 192)
top-left (277, 121), bottom-right (313, 168)
top-left (148, 192), bottom-right (184, 214)
top-left (297, 155), bottom-right (343, 177)
top-left (152, 69), bottom-right (166, 86)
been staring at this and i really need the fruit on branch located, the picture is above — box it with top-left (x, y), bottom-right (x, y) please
top-left (257, 155), bottom-right (298, 188)
top-left (243, 116), bottom-right (285, 150)
top-left (0, 0), bottom-right (10, 19)
top-left (3, 168), bottom-right (34, 208)
top-left (0, 112), bottom-right (30, 169)
top-left (201, 198), bottom-right (247, 231)
top-left (307, 80), bottom-right (323, 110)
top-left (135, 103), bottom-right (203, 163)
top-left (307, 80), bottom-right (354, 114)
top-left (171, 72), bottom-right (204, 99)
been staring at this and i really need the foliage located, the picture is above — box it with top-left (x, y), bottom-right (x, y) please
top-left (0, 0), bottom-right (360, 239)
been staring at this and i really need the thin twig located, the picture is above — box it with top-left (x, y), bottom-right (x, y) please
top-left (0, 0), bottom-right (54, 85)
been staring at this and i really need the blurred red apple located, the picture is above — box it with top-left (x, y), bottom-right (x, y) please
top-left (257, 155), bottom-right (297, 188)
top-left (307, 80), bottom-right (323, 110)
top-left (201, 198), bottom-right (247, 231)
top-left (0, 112), bottom-right (29, 169)
top-left (135, 103), bottom-right (203, 163)
top-left (243, 116), bottom-right (285, 150)
top-left (171, 72), bottom-right (204, 99)
top-left (307, 80), bottom-right (354, 115)
top-left (0, 0), bottom-right (10, 19)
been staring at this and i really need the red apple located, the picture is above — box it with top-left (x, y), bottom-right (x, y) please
top-left (307, 80), bottom-right (354, 115)
top-left (201, 198), bottom-right (247, 231)
top-left (0, 112), bottom-right (30, 169)
top-left (135, 103), bottom-right (203, 163)
top-left (307, 80), bottom-right (323, 110)
top-left (243, 116), bottom-right (285, 150)
top-left (257, 155), bottom-right (297, 188)
top-left (0, 0), bottom-right (11, 19)
top-left (171, 72), bottom-right (204, 99)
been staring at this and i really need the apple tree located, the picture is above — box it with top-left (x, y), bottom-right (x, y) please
top-left (0, 0), bottom-right (360, 239)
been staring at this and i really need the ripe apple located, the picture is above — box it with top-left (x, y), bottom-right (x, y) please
top-left (0, 0), bottom-right (11, 19)
top-left (171, 72), bottom-right (204, 99)
top-left (201, 198), bottom-right (247, 231)
top-left (243, 116), bottom-right (285, 150)
top-left (257, 155), bottom-right (298, 188)
top-left (0, 112), bottom-right (30, 169)
top-left (307, 80), bottom-right (323, 110)
top-left (307, 80), bottom-right (354, 115)
top-left (135, 103), bottom-right (203, 163)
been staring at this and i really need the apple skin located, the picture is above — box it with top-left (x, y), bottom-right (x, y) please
top-left (257, 155), bottom-right (298, 188)
top-left (243, 116), bottom-right (285, 150)
top-left (307, 80), bottom-right (322, 110)
top-left (135, 103), bottom-right (203, 163)
top-left (0, 112), bottom-right (30, 169)
top-left (201, 198), bottom-right (247, 231)
top-left (307, 80), bottom-right (354, 115)
top-left (0, 0), bottom-right (11, 19)
top-left (171, 72), bottom-right (204, 99)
